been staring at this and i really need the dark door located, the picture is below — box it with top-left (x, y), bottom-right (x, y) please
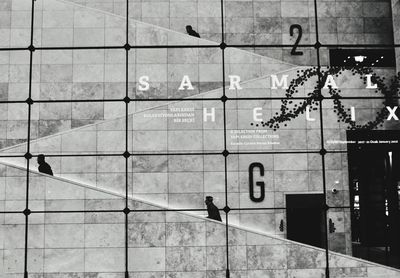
top-left (347, 130), bottom-right (400, 268)
top-left (286, 194), bottom-right (326, 248)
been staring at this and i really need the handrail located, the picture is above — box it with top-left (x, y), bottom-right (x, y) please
top-left (0, 159), bottom-right (399, 273)
top-left (0, 66), bottom-right (303, 153)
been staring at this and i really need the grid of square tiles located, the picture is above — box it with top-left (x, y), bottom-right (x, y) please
top-left (0, 0), bottom-right (398, 276)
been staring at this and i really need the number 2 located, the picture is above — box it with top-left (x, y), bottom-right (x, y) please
top-left (290, 24), bottom-right (303, 56)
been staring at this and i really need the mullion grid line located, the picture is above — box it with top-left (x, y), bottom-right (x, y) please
top-left (23, 0), bottom-right (36, 277)
top-left (0, 0), bottom-right (396, 276)
top-left (312, 0), bottom-right (331, 276)
top-left (3, 94), bottom-right (400, 105)
top-left (1, 208), bottom-right (210, 214)
top-left (1, 204), bottom-right (354, 215)
top-left (0, 149), bottom-right (330, 160)
top-left (219, 0), bottom-right (232, 276)
top-left (2, 43), bottom-right (400, 52)
top-left (125, 0), bottom-right (131, 275)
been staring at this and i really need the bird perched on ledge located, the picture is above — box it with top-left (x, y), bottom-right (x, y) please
top-left (186, 25), bottom-right (200, 38)
top-left (205, 196), bottom-right (222, 222)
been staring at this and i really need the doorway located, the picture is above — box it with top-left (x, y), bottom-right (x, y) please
top-left (286, 193), bottom-right (326, 248)
top-left (347, 130), bottom-right (400, 268)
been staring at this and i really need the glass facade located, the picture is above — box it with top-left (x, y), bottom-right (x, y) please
top-left (0, 0), bottom-right (399, 276)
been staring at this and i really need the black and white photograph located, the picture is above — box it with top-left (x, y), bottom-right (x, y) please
top-left (0, 0), bottom-right (399, 277)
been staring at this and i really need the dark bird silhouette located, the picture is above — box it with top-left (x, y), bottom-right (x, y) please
top-left (205, 196), bottom-right (222, 222)
top-left (186, 25), bottom-right (200, 38)
top-left (37, 154), bottom-right (53, 176)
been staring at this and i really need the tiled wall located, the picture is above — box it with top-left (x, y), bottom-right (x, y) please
top-left (67, 0), bottom-right (394, 65)
top-left (3, 66), bottom-right (397, 255)
top-left (0, 0), bottom-right (292, 149)
top-left (1, 0), bottom-right (399, 270)
top-left (0, 0), bottom-right (396, 150)
top-left (1, 163), bottom-right (399, 277)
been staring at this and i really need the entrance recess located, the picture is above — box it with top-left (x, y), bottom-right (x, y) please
top-left (347, 130), bottom-right (400, 268)
top-left (286, 193), bottom-right (325, 248)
